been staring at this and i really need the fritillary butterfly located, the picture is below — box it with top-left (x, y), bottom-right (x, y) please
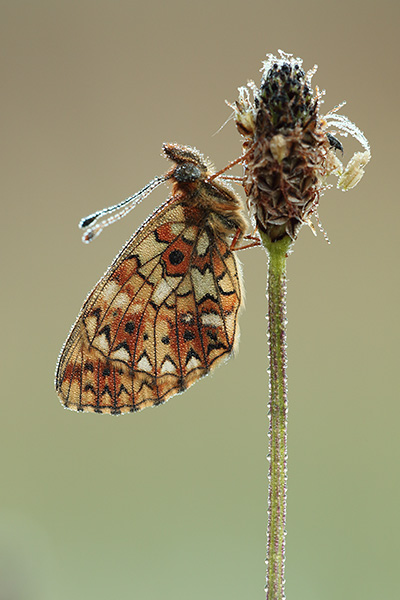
top-left (55, 143), bottom-right (251, 414)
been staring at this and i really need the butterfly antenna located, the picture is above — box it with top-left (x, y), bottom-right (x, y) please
top-left (79, 175), bottom-right (168, 243)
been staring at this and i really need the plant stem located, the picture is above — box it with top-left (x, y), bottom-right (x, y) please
top-left (259, 232), bottom-right (292, 600)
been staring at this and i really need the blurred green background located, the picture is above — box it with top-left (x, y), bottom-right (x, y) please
top-left (1, 1), bottom-right (399, 598)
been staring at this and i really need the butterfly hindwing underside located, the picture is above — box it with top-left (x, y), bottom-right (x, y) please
top-left (56, 144), bottom-right (247, 414)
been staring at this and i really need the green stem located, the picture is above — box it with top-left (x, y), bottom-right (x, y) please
top-left (259, 232), bottom-right (292, 600)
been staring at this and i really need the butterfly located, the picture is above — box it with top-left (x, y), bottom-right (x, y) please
top-left (55, 143), bottom-right (255, 415)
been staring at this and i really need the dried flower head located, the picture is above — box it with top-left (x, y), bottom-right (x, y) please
top-left (232, 50), bottom-right (371, 242)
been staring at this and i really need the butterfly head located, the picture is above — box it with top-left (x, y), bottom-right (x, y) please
top-left (173, 162), bottom-right (202, 183)
top-left (162, 143), bottom-right (211, 184)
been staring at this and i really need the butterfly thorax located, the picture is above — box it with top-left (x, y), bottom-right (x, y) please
top-left (166, 145), bottom-right (248, 245)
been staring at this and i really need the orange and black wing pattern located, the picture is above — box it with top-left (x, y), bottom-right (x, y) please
top-left (55, 200), bottom-right (243, 414)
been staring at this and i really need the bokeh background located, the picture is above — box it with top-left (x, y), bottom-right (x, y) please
top-left (2, 1), bottom-right (399, 598)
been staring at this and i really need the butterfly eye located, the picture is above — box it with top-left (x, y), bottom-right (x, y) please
top-left (174, 163), bottom-right (202, 182)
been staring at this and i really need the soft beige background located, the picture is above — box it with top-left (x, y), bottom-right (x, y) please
top-left (1, 1), bottom-right (399, 599)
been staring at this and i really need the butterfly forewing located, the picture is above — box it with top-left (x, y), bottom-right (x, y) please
top-left (56, 194), bottom-right (243, 414)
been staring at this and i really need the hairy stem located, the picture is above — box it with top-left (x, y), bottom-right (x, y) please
top-left (259, 232), bottom-right (292, 600)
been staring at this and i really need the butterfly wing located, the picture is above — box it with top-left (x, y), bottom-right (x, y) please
top-left (56, 199), bottom-right (243, 414)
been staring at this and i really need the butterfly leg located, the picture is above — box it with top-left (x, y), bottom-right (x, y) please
top-left (230, 229), bottom-right (261, 251)
top-left (219, 175), bottom-right (245, 183)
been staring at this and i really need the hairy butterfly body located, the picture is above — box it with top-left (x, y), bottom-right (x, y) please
top-left (55, 144), bottom-right (248, 414)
